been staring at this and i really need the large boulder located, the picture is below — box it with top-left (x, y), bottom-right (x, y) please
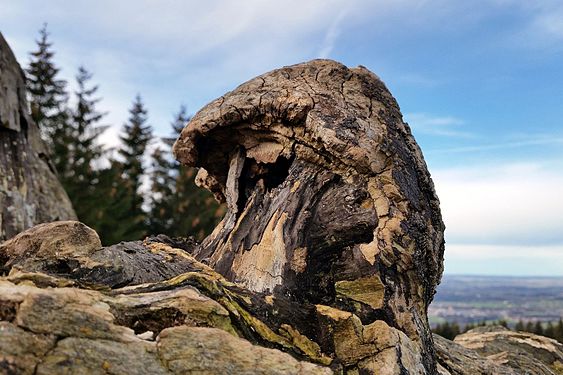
top-left (0, 32), bottom-right (76, 241)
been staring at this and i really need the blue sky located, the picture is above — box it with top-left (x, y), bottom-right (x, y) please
top-left (2, 0), bottom-right (562, 275)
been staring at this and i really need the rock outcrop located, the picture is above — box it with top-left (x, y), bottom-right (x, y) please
top-left (435, 326), bottom-right (563, 375)
top-left (0, 32), bottom-right (76, 241)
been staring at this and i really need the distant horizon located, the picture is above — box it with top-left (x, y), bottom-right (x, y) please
top-left (441, 273), bottom-right (563, 279)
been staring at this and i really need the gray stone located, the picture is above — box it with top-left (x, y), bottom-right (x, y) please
top-left (0, 32), bottom-right (76, 242)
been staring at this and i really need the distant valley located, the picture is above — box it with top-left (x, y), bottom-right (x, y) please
top-left (429, 275), bottom-right (563, 327)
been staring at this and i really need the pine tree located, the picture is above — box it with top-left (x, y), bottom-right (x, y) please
top-left (148, 146), bottom-right (175, 234)
top-left (148, 105), bottom-right (224, 239)
top-left (26, 24), bottom-right (68, 141)
top-left (91, 162), bottom-right (138, 245)
top-left (545, 322), bottom-right (555, 339)
top-left (534, 321), bottom-right (544, 336)
top-left (114, 95), bottom-right (153, 241)
top-left (497, 319), bottom-right (508, 328)
top-left (59, 66), bottom-right (108, 225)
top-left (525, 321), bottom-right (534, 333)
top-left (432, 321), bottom-right (461, 340)
top-left (515, 320), bottom-right (524, 331)
top-left (464, 322), bottom-right (475, 332)
top-left (556, 318), bottom-right (563, 343)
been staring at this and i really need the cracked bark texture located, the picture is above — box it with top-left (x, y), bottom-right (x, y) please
top-left (174, 59), bottom-right (445, 373)
top-left (0, 32), bottom-right (76, 241)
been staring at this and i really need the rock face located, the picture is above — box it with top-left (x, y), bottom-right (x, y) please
top-left (174, 59), bottom-right (445, 372)
top-left (0, 32), bottom-right (76, 242)
top-left (435, 326), bottom-right (563, 375)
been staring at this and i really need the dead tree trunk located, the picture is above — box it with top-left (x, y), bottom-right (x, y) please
top-left (174, 59), bottom-right (445, 373)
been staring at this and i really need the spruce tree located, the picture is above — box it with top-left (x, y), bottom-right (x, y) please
top-left (26, 24), bottom-right (68, 141)
top-left (545, 321), bottom-right (555, 339)
top-left (148, 106), bottom-right (224, 239)
top-left (115, 95), bottom-right (153, 241)
top-left (91, 162), bottom-right (138, 245)
top-left (166, 106), bottom-right (224, 239)
top-left (515, 320), bottom-right (524, 332)
top-left (148, 146), bottom-right (175, 234)
top-left (556, 318), bottom-right (563, 343)
top-left (60, 66), bottom-right (108, 224)
top-left (534, 321), bottom-right (544, 336)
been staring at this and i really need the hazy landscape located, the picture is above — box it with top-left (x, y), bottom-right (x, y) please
top-left (430, 275), bottom-right (563, 327)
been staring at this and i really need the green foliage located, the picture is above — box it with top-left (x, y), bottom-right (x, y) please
top-left (148, 146), bottom-right (175, 235)
top-left (24, 27), bottom-right (223, 246)
top-left (58, 66), bottom-right (109, 224)
top-left (432, 321), bottom-right (461, 340)
top-left (433, 318), bottom-right (563, 343)
top-left (110, 95), bottom-right (153, 241)
top-left (148, 106), bottom-right (224, 240)
top-left (515, 320), bottom-right (525, 331)
top-left (25, 24), bottom-right (68, 142)
top-left (90, 163), bottom-right (142, 245)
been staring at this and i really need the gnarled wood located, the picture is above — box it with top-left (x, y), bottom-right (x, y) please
top-left (174, 59), bottom-right (445, 373)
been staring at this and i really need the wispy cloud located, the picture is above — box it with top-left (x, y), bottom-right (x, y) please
top-left (444, 243), bottom-right (563, 276)
top-left (433, 161), bottom-right (563, 246)
top-left (404, 113), bottom-right (472, 138)
top-left (428, 136), bottom-right (563, 154)
top-left (318, 11), bottom-right (346, 58)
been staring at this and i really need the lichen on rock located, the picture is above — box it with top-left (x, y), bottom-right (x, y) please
top-left (0, 33), bottom-right (76, 242)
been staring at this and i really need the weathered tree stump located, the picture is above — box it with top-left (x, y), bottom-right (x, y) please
top-left (0, 39), bottom-right (446, 373)
top-left (174, 59), bottom-right (445, 373)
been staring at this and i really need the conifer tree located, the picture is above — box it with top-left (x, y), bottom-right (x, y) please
top-left (59, 66), bottom-right (108, 225)
top-left (464, 322), bottom-right (475, 332)
top-left (556, 318), bottom-right (563, 343)
top-left (515, 320), bottom-right (524, 331)
top-left (171, 106), bottom-right (224, 239)
top-left (26, 24), bottom-right (68, 141)
top-left (148, 106), bottom-right (224, 239)
top-left (545, 321), bottom-right (555, 339)
top-left (91, 162), bottom-right (138, 245)
top-left (534, 321), bottom-right (544, 336)
top-left (114, 95), bottom-right (153, 240)
top-left (148, 146), bottom-right (175, 234)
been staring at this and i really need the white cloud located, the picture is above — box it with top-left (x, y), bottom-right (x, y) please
top-left (318, 11), bottom-right (346, 58)
top-left (433, 161), bottom-right (563, 246)
top-left (428, 136), bottom-right (563, 155)
top-left (405, 113), bottom-right (472, 138)
top-left (444, 243), bottom-right (563, 276)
